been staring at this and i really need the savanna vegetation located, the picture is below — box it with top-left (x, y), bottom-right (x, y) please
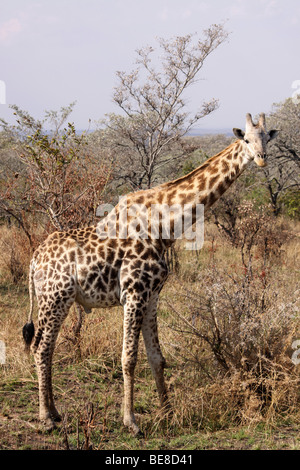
top-left (0, 25), bottom-right (299, 450)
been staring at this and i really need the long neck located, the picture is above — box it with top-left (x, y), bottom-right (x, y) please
top-left (160, 139), bottom-right (249, 209)
top-left (150, 139), bottom-right (250, 248)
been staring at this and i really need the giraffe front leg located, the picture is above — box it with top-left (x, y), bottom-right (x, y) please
top-left (121, 295), bottom-right (144, 436)
top-left (142, 293), bottom-right (170, 412)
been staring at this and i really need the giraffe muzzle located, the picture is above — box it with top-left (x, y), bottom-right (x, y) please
top-left (254, 154), bottom-right (267, 167)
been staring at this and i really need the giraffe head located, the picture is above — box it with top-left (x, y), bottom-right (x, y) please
top-left (233, 113), bottom-right (278, 167)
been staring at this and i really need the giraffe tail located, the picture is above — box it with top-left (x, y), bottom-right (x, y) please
top-left (22, 260), bottom-right (35, 354)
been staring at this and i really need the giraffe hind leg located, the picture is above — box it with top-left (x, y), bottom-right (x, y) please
top-left (33, 302), bottom-right (72, 431)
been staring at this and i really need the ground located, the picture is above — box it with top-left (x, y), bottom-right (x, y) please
top-left (0, 356), bottom-right (299, 450)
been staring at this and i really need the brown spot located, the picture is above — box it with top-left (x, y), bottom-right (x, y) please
top-left (106, 249), bottom-right (115, 265)
top-left (117, 248), bottom-right (125, 259)
top-left (108, 239), bottom-right (118, 250)
top-left (95, 277), bottom-right (107, 292)
top-left (179, 182), bottom-right (189, 190)
top-left (153, 278), bottom-right (161, 291)
top-left (152, 265), bottom-right (160, 275)
top-left (216, 181), bottom-right (226, 195)
top-left (208, 193), bottom-right (217, 206)
top-left (110, 267), bottom-right (117, 279)
top-left (222, 160), bottom-right (230, 172)
top-left (181, 192), bottom-right (194, 204)
top-left (166, 190), bottom-right (176, 205)
top-left (200, 195), bottom-right (208, 206)
top-left (97, 247), bottom-right (105, 258)
top-left (57, 246), bottom-right (64, 257)
top-left (132, 259), bottom-right (142, 270)
top-left (208, 175), bottom-right (220, 189)
top-left (80, 267), bottom-right (88, 278)
top-left (50, 259), bottom-right (56, 269)
top-left (224, 175), bottom-right (232, 186)
top-left (156, 192), bottom-right (164, 204)
top-left (87, 271), bottom-right (98, 285)
top-left (197, 178), bottom-right (207, 192)
top-left (135, 195), bottom-right (145, 204)
top-left (141, 248), bottom-right (154, 260)
top-left (134, 242), bottom-right (145, 255)
top-left (208, 165), bottom-right (219, 175)
top-left (103, 265), bottom-right (110, 279)
top-left (233, 164), bottom-right (240, 176)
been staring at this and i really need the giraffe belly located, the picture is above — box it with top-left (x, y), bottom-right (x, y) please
top-left (75, 267), bottom-right (121, 309)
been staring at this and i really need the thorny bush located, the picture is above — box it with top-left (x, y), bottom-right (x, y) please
top-left (164, 214), bottom-right (299, 425)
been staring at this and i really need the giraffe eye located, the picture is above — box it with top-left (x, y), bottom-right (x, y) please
top-left (244, 139), bottom-right (249, 144)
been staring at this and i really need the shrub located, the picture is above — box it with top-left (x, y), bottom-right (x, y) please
top-left (163, 240), bottom-right (299, 425)
top-left (0, 226), bottom-right (32, 283)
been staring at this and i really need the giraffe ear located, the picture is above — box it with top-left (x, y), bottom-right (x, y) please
top-left (233, 128), bottom-right (245, 140)
top-left (268, 129), bottom-right (279, 141)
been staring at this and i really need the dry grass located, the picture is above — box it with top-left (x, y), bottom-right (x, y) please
top-left (0, 226), bottom-right (32, 284)
top-left (0, 217), bottom-right (299, 449)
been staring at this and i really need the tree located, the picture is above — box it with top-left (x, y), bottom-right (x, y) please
top-left (0, 104), bottom-right (111, 245)
top-left (99, 24), bottom-right (229, 190)
top-left (264, 98), bottom-right (300, 216)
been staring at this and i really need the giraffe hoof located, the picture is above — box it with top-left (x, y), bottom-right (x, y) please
top-left (42, 417), bottom-right (57, 433)
top-left (129, 423), bottom-right (144, 438)
top-left (124, 418), bottom-right (143, 437)
top-left (134, 429), bottom-right (144, 439)
top-left (51, 412), bottom-right (62, 422)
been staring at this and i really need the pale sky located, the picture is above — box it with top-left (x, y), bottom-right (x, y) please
top-left (1, 0), bottom-right (300, 131)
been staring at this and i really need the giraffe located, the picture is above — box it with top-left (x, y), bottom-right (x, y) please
top-left (22, 113), bottom-right (278, 435)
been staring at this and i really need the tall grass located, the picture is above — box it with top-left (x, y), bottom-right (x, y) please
top-left (0, 214), bottom-right (299, 440)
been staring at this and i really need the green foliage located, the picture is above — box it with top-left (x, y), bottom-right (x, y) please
top-left (24, 122), bottom-right (84, 171)
top-left (281, 189), bottom-right (300, 219)
top-left (180, 158), bottom-right (200, 176)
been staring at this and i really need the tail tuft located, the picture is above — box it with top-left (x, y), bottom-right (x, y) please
top-left (22, 321), bottom-right (35, 353)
